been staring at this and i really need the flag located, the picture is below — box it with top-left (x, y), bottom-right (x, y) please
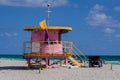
top-left (45, 30), bottom-right (49, 41)
top-left (39, 20), bottom-right (46, 30)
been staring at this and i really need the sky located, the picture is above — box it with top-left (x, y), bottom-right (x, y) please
top-left (0, 0), bottom-right (120, 55)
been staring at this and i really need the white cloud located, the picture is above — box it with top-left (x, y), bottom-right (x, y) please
top-left (0, 0), bottom-right (69, 7)
top-left (114, 6), bottom-right (120, 11)
top-left (86, 4), bottom-right (120, 27)
top-left (72, 4), bottom-right (79, 8)
top-left (104, 28), bottom-right (115, 34)
top-left (0, 32), bottom-right (18, 37)
top-left (115, 34), bottom-right (120, 38)
top-left (90, 4), bottom-right (103, 13)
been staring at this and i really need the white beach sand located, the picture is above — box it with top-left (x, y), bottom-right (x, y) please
top-left (0, 59), bottom-right (120, 80)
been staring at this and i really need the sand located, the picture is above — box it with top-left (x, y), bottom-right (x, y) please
top-left (0, 59), bottom-right (120, 80)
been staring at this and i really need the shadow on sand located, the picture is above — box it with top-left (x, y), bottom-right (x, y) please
top-left (0, 66), bottom-right (28, 70)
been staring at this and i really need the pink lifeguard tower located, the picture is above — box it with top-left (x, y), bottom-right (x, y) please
top-left (22, 3), bottom-right (83, 68)
top-left (23, 25), bottom-right (75, 68)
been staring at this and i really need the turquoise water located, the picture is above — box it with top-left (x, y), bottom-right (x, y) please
top-left (0, 54), bottom-right (120, 64)
top-left (0, 54), bottom-right (23, 60)
top-left (101, 56), bottom-right (120, 65)
top-left (75, 55), bottom-right (120, 65)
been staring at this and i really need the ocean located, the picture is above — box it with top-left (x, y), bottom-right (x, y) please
top-left (0, 54), bottom-right (120, 65)
top-left (0, 54), bottom-right (23, 60)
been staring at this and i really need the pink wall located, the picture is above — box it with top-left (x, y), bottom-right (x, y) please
top-left (31, 30), bottom-right (63, 54)
top-left (31, 30), bottom-right (59, 41)
top-left (40, 44), bottom-right (63, 54)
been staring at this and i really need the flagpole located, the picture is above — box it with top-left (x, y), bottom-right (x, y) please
top-left (46, 3), bottom-right (52, 54)
top-left (44, 20), bottom-right (51, 54)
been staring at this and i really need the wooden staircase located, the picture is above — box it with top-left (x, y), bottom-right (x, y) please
top-left (68, 56), bottom-right (81, 66)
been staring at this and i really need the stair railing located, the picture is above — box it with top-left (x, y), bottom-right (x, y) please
top-left (72, 44), bottom-right (87, 63)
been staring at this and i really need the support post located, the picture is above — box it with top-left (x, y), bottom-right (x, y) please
top-left (45, 57), bottom-right (49, 68)
top-left (69, 42), bottom-right (72, 54)
top-left (65, 57), bottom-right (68, 65)
top-left (60, 58), bottom-right (62, 66)
top-left (27, 58), bottom-right (31, 68)
top-left (110, 64), bottom-right (113, 70)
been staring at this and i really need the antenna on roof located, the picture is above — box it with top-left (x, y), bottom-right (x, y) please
top-left (47, 0), bottom-right (56, 26)
top-left (47, 3), bottom-right (51, 26)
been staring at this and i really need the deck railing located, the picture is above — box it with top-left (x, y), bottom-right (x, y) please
top-left (23, 41), bottom-right (73, 54)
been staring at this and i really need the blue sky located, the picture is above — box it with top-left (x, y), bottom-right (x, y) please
top-left (0, 0), bottom-right (120, 55)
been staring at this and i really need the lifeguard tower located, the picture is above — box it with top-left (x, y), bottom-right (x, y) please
top-left (23, 23), bottom-right (81, 68)
top-left (22, 3), bottom-right (84, 68)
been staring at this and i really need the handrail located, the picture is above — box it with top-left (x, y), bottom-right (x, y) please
top-left (72, 50), bottom-right (84, 62)
top-left (23, 41), bottom-right (73, 54)
top-left (72, 44), bottom-right (87, 62)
